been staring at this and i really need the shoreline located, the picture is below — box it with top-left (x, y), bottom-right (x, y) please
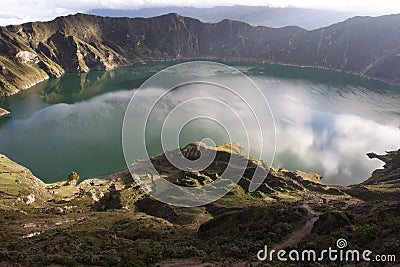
top-left (1, 58), bottom-right (398, 98)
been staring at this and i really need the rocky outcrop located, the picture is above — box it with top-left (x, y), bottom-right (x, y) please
top-left (0, 107), bottom-right (10, 117)
top-left (15, 51), bottom-right (40, 64)
top-left (363, 149), bottom-right (400, 185)
top-left (135, 142), bottom-right (340, 197)
top-left (367, 150), bottom-right (400, 170)
top-left (341, 149), bottom-right (400, 201)
top-left (64, 171), bottom-right (80, 186)
top-left (2, 13), bottom-right (400, 96)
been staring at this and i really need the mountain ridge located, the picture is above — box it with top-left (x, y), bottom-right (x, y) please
top-left (1, 12), bottom-right (400, 96)
top-left (88, 6), bottom-right (357, 30)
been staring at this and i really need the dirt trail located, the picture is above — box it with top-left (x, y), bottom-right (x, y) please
top-left (274, 203), bottom-right (321, 250)
top-left (160, 258), bottom-right (214, 267)
top-left (161, 203), bottom-right (323, 266)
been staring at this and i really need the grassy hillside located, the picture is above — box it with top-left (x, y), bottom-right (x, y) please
top-left (0, 143), bottom-right (399, 265)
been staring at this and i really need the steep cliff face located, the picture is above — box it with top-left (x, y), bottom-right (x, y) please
top-left (273, 15), bottom-right (400, 84)
top-left (1, 13), bottom-right (400, 96)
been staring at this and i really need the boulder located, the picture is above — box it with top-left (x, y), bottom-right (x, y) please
top-left (64, 171), bottom-right (80, 186)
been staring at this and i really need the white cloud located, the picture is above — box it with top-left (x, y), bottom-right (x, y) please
top-left (0, 0), bottom-right (400, 26)
top-left (271, 113), bottom-right (400, 185)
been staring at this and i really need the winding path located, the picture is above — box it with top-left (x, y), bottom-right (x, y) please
top-left (274, 203), bottom-right (321, 251)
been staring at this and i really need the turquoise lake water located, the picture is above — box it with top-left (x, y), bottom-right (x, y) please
top-left (1, 62), bottom-right (400, 185)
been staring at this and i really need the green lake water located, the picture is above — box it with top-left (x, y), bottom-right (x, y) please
top-left (1, 62), bottom-right (400, 185)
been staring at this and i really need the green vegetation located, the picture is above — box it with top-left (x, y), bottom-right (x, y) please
top-left (0, 144), bottom-right (399, 266)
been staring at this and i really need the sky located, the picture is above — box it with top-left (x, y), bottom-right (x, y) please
top-left (1, 0), bottom-right (400, 26)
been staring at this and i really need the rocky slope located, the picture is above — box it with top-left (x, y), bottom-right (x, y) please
top-left (0, 143), bottom-right (399, 266)
top-left (90, 6), bottom-right (356, 30)
top-left (1, 13), bottom-right (400, 96)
